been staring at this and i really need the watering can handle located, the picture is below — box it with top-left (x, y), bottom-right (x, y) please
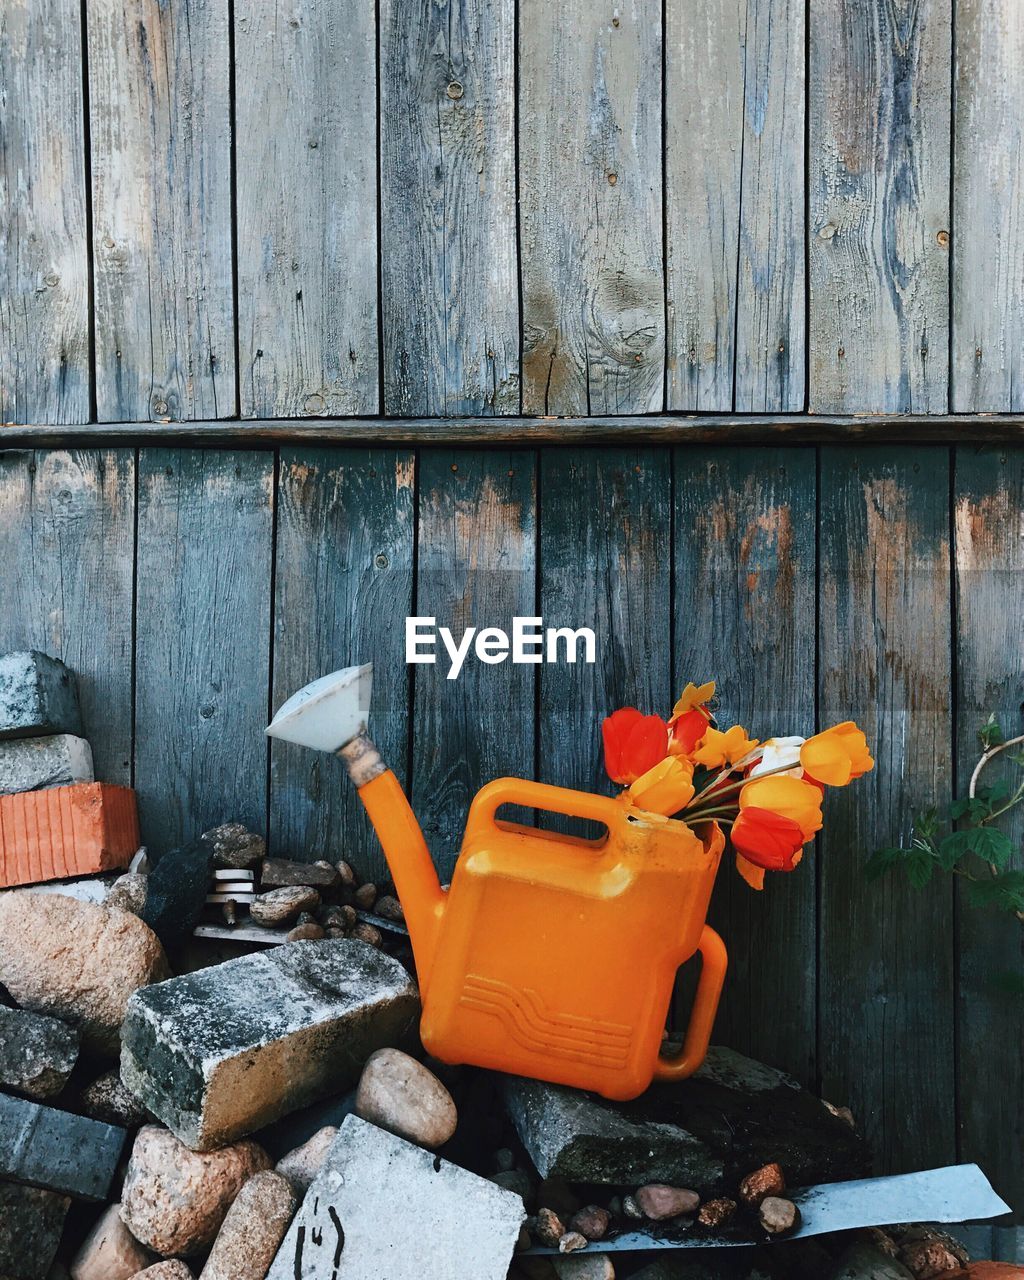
top-left (653, 925), bottom-right (728, 1083)
top-left (468, 776), bottom-right (626, 832)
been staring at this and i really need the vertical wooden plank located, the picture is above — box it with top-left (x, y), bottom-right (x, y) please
top-left (538, 449), bottom-right (672, 803)
top-left (88, 0), bottom-right (235, 422)
top-left (380, 0), bottom-right (519, 417)
top-left (954, 447), bottom-right (1024, 1216)
top-left (135, 450), bottom-right (273, 850)
top-left (413, 451), bottom-right (536, 878)
top-left (809, 0), bottom-right (951, 413)
top-left (520, 1), bottom-right (664, 415)
top-left (952, 5), bottom-right (1024, 411)
top-left (0, 0), bottom-right (90, 423)
top-left (819, 446), bottom-right (954, 1172)
top-left (674, 448), bottom-right (817, 1083)
top-left (236, 0), bottom-right (379, 419)
top-left (666, 0), bottom-right (806, 412)
top-left (271, 449), bottom-right (414, 881)
top-left (0, 450), bottom-right (135, 783)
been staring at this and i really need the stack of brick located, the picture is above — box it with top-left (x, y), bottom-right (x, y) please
top-left (0, 651), bottom-right (140, 889)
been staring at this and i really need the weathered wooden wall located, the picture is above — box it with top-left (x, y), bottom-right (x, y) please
top-left (2, 443), bottom-right (1022, 1213)
top-left (3, 0), bottom-right (1024, 423)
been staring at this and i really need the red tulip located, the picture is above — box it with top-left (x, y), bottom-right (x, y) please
top-left (602, 709), bottom-right (669, 784)
top-left (669, 706), bottom-right (712, 756)
top-left (730, 806), bottom-right (805, 871)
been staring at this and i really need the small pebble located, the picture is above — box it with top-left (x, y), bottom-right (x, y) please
top-left (634, 1184), bottom-right (699, 1221)
top-left (318, 904), bottom-right (357, 930)
top-left (697, 1197), bottom-right (737, 1229)
top-left (284, 921), bottom-right (324, 942)
top-left (568, 1206), bottom-right (610, 1242)
top-left (250, 885), bottom-right (320, 927)
top-left (324, 925), bottom-right (346, 939)
top-left (738, 1161), bottom-right (785, 1207)
top-left (533, 1207), bottom-right (566, 1247)
top-left (354, 883), bottom-right (378, 910)
top-left (621, 1195), bottom-right (642, 1220)
top-left (335, 859), bottom-right (357, 887)
top-left (374, 894), bottom-right (404, 922)
top-left (515, 1223), bottom-right (533, 1253)
top-left (350, 922), bottom-right (382, 947)
top-left (107, 873), bottom-right (148, 916)
top-left (758, 1195), bottom-right (800, 1236)
top-left (606, 1196), bottom-right (622, 1217)
top-left (201, 823), bottom-right (265, 870)
top-left (559, 1232), bottom-right (588, 1254)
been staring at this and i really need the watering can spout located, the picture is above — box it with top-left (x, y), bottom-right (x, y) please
top-left (266, 664), bottom-right (445, 986)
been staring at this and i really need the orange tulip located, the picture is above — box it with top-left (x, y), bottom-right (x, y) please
top-left (628, 756), bottom-right (695, 816)
top-left (738, 774), bottom-right (823, 840)
top-left (602, 709), bottom-right (669, 785)
top-left (800, 722), bottom-right (873, 787)
top-left (693, 725), bottom-right (760, 770)
top-left (669, 707), bottom-right (712, 756)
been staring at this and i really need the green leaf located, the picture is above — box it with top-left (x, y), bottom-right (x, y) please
top-left (937, 833), bottom-right (967, 870)
top-left (865, 847), bottom-right (904, 881)
top-left (979, 713), bottom-right (1005, 750)
top-left (950, 796), bottom-right (987, 822)
top-left (905, 851), bottom-right (934, 889)
top-left (967, 871), bottom-right (1024, 913)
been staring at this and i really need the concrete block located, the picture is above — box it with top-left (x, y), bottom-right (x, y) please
top-left (121, 938), bottom-right (420, 1151)
top-left (0, 783), bottom-right (140, 889)
top-left (0, 1180), bottom-right (70, 1280)
top-left (0, 735), bottom-right (93, 796)
top-left (267, 1116), bottom-right (525, 1280)
top-left (0, 652), bottom-right (82, 741)
top-left (0, 1005), bottom-right (79, 1099)
top-left (0, 1092), bottom-right (126, 1200)
top-left (505, 1045), bottom-right (869, 1189)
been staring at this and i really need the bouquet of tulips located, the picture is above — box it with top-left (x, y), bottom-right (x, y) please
top-left (602, 681), bottom-right (873, 889)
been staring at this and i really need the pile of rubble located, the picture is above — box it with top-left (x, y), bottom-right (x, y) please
top-left (0, 651), bottom-right (1012, 1279)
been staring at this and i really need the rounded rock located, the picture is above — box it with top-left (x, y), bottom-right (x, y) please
top-left (738, 1161), bottom-right (786, 1207)
top-left (335, 859), bottom-right (356, 887)
top-left (758, 1195), bottom-right (800, 1236)
top-left (568, 1206), bottom-right (610, 1241)
top-left (249, 886), bottom-right (320, 927)
top-left (120, 1125), bottom-right (271, 1257)
top-left (553, 1257), bottom-right (615, 1280)
top-left (199, 1170), bottom-right (297, 1280)
top-left (275, 1126), bottom-right (337, 1195)
top-left (355, 1047), bottom-right (458, 1149)
top-left (350, 921), bottom-right (382, 947)
top-left (134, 1265), bottom-right (195, 1279)
top-left (621, 1195), bottom-right (642, 1220)
top-left (374, 895), bottom-right (404, 923)
top-left (634, 1184), bottom-right (700, 1221)
top-left (0, 892), bottom-right (169, 1054)
top-left (559, 1231), bottom-right (588, 1254)
top-left (354, 883), bottom-right (377, 910)
top-left (697, 1197), bottom-right (737, 1229)
top-left (69, 1203), bottom-right (151, 1280)
top-left (284, 921), bottom-right (325, 942)
top-left (533, 1207), bottom-right (566, 1247)
top-left (106, 873), bottom-right (149, 916)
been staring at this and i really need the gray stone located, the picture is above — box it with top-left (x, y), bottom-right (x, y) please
top-left (0, 652), bottom-right (83, 740)
top-left (0, 1092), bottom-right (126, 1200)
top-left (275, 1126), bottom-right (337, 1195)
top-left (121, 939), bottom-right (419, 1150)
top-left (250, 885), bottom-right (320, 927)
top-left (0, 1005), bottom-right (79, 1099)
top-left (201, 823), bottom-right (265, 870)
top-left (0, 734), bottom-right (93, 795)
top-left (0, 1180), bottom-right (70, 1280)
top-left (140, 840), bottom-right (213, 945)
top-left (505, 1045), bottom-right (869, 1190)
top-left (69, 1202), bottom-right (152, 1280)
top-left (120, 1125), bottom-right (271, 1258)
top-left (260, 858), bottom-right (339, 890)
top-left (199, 1170), bottom-right (297, 1280)
top-left (267, 1116), bottom-right (526, 1280)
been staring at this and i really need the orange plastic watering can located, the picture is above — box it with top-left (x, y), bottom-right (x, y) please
top-left (267, 665), bottom-right (728, 1101)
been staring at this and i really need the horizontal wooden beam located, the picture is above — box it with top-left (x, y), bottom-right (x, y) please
top-left (2, 413), bottom-right (1023, 449)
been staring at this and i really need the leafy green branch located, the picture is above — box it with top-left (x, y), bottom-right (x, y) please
top-left (866, 715), bottom-right (1024, 921)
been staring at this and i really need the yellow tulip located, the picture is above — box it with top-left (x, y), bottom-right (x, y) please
top-left (800, 722), bottom-right (874, 787)
top-left (628, 755), bottom-right (695, 816)
top-left (672, 680), bottom-right (716, 719)
top-left (738, 775), bottom-right (823, 840)
top-left (692, 725), bottom-right (760, 769)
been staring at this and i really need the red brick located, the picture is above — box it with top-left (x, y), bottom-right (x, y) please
top-left (0, 784), bottom-right (139, 888)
